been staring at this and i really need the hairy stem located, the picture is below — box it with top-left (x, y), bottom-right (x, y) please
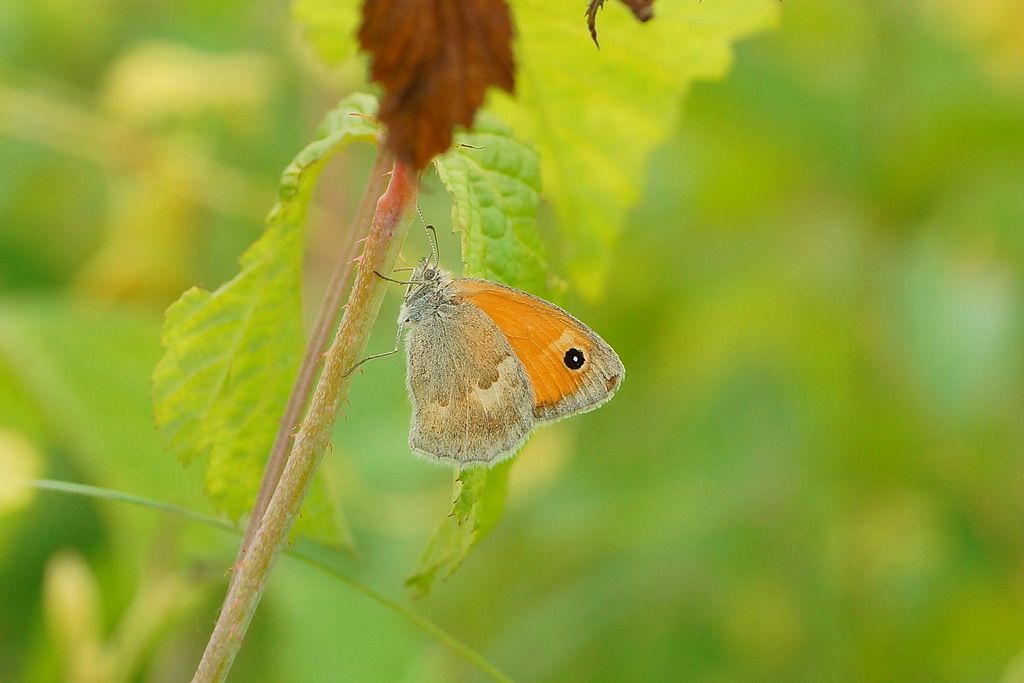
top-left (192, 160), bottom-right (419, 683)
top-left (236, 150), bottom-right (394, 563)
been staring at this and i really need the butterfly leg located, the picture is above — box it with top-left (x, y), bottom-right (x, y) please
top-left (373, 270), bottom-right (423, 286)
top-left (342, 322), bottom-right (405, 378)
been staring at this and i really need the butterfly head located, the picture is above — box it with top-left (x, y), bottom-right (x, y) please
top-left (413, 257), bottom-right (440, 283)
top-left (400, 259), bottom-right (453, 324)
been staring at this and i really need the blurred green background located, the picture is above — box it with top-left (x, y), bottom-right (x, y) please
top-left (3, 1), bottom-right (1024, 681)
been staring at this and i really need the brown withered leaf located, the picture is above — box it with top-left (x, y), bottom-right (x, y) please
top-left (359, 0), bottom-right (515, 169)
top-left (585, 0), bottom-right (654, 48)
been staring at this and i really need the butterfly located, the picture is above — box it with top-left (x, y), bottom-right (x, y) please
top-left (360, 236), bottom-right (624, 466)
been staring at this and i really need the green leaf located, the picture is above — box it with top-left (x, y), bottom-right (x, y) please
top-left (151, 93), bottom-right (380, 544)
top-left (405, 461), bottom-right (512, 596)
top-left (435, 111), bottom-right (546, 291)
top-left (491, 0), bottom-right (779, 297)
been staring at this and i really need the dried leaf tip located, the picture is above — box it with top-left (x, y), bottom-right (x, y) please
top-left (358, 0), bottom-right (516, 170)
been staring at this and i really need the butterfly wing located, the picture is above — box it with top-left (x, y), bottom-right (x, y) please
top-left (454, 279), bottom-right (625, 422)
top-left (405, 299), bottom-right (535, 465)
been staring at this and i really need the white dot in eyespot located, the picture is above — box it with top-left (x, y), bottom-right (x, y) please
top-left (564, 348), bottom-right (585, 370)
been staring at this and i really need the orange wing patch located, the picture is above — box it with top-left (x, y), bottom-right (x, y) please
top-left (454, 279), bottom-right (623, 420)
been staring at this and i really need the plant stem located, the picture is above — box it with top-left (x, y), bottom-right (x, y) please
top-left (192, 160), bottom-right (419, 683)
top-left (236, 150), bottom-right (394, 563)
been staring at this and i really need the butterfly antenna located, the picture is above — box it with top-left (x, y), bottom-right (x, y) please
top-left (425, 225), bottom-right (439, 268)
top-left (414, 204), bottom-right (441, 268)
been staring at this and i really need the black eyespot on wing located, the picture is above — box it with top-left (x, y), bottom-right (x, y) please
top-left (564, 348), bottom-right (585, 370)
